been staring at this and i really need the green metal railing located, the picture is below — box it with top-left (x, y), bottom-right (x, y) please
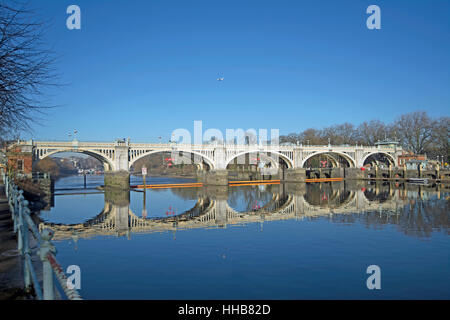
top-left (2, 172), bottom-right (82, 300)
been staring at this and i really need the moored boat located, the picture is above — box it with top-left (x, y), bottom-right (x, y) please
top-left (407, 178), bottom-right (429, 185)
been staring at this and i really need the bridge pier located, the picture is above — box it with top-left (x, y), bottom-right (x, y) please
top-left (201, 185), bottom-right (229, 225)
top-left (346, 168), bottom-right (365, 180)
top-left (331, 168), bottom-right (343, 178)
top-left (115, 205), bottom-right (130, 233)
top-left (104, 188), bottom-right (131, 234)
top-left (104, 171), bottom-right (130, 190)
top-left (284, 182), bottom-right (306, 194)
top-left (198, 170), bottom-right (229, 186)
top-left (214, 199), bottom-right (229, 226)
top-left (283, 168), bottom-right (306, 183)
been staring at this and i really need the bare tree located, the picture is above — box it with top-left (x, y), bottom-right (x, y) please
top-left (280, 132), bottom-right (300, 144)
top-left (299, 128), bottom-right (325, 145)
top-left (429, 116), bottom-right (450, 161)
top-left (279, 111), bottom-right (447, 160)
top-left (322, 123), bottom-right (357, 145)
top-left (356, 120), bottom-right (389, 145)
top-left (0, 1), bottom-right (58, 138)
top-left (394, 111), bottom-right (434, 154)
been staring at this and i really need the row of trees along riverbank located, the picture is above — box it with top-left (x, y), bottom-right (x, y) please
top-left (280, 111), bottom-right (449, 161)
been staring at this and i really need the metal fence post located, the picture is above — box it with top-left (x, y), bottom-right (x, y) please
top-left (11, 187), bottom-right (19, 232)
top-left (22, 203), bottom-right (31, 290)
top-left (4, 174), bottom-right (8, 196)
top-left (17, 191), bottom-right (25, 255)
top-left (9, 185), bottom-right (15, 219)
top-left (38, 229), bottom-right (56, 300)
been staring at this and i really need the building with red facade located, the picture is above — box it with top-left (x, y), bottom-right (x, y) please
top-left (6, 143), bottom-right (34, 174)
top-left (398, 152), bottom-right (427, 167)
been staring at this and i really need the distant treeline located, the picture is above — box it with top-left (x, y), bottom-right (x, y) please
top-left (280, 111), bottom-right (449, 160)
top-left (33, 156), bottom-right (101, 177)
top-left (132, 152), bottom-right (197, 177)
top-left (33, 158), bottom-right (77, 177)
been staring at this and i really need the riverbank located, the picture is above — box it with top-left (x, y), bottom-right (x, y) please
top-left (0, 180), bottom-right (27, 299)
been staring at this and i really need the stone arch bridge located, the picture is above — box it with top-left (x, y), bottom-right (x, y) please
top-left (10, 139), bottom-right (402, 187)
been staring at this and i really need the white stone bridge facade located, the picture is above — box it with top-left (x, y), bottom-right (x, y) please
top-left (20, 139), bottom-right (402, 172)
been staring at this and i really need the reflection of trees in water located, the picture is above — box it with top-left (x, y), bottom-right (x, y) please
top-left (325, 196), bottom-right (449, 239)
top-left (227, 185), bottom-right (276, 212)
top-left (395, 197), bottom-right (449, 238)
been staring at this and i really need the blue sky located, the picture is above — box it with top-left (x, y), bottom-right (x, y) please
top-left (24, 0), bottom-right (450, 142)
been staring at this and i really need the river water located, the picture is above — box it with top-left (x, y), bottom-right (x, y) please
top-left (37, 175), bottom-right (449, 299)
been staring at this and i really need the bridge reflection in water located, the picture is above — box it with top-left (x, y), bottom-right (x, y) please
top-left (39, 181), bottom-right (449, 240)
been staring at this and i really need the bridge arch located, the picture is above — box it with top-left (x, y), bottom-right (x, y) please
top-left (301, 151), bottom-right (356, 168)
top-left (37, 148), bottom-right (115, 171)
top-left (129, 149), bottom-right (215, 170)
top-left (226, 194), bottom-right (293, 215)
top-left (302, 187), bottom-right (356, 210)
top-left (225, 150), bottom-right (294, 169)
top-left (361, 152), bottom-right (396, 167)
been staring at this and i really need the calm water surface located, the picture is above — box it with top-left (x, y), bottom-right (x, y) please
top-left (38, 175), bottom-right (450, 299)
